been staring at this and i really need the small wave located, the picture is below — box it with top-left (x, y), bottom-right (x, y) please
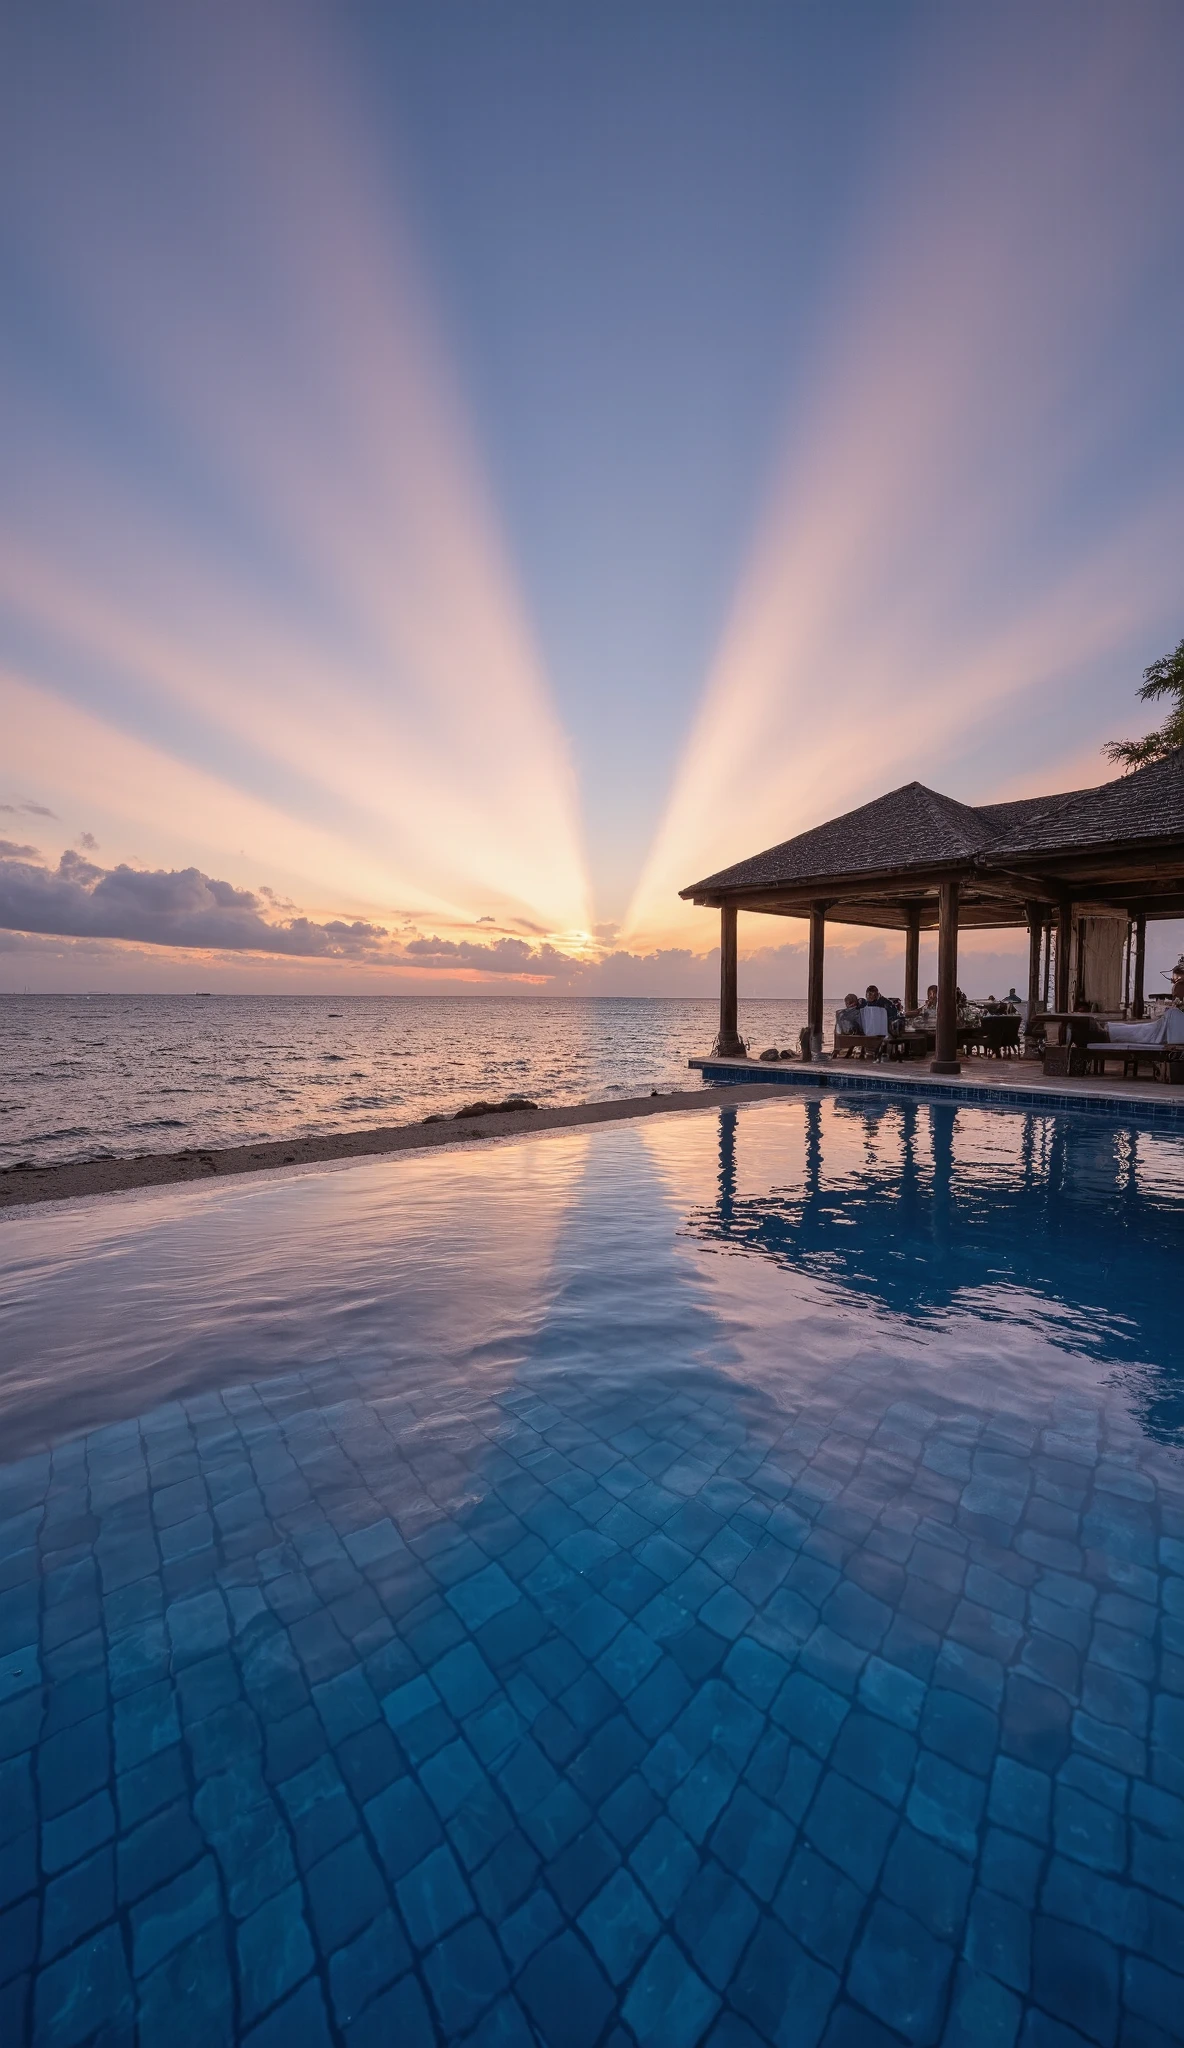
top-left (126, 1118), bottom-right (187, 1132)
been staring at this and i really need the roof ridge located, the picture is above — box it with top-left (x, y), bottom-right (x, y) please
top-left (910, 781), bottom-right (1000, 849)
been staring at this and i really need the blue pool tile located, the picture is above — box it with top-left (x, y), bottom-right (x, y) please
top-left (981, 1829), bottom-right (1044, 1910)
top-left (831, 1706), bottom-right (917, 1807)
top-left (881, 1822), bottom-right (973, 1942)
top-left (447, 1565), bottom-right (522, 1631)
top-left (907, 1748), bottom-right (986, 1861)
top-left (806, 1770), bottom-right (896, 1891)
top-left (33, 1922), bottom-right (134, 2045)
top-left (775, 1843), bottom-right (866, 1970)
top-left (920, 1686), bottom-right (999, 1777)
top-left (430, 1642), bottom-right (498, 1718)
top-left (131, 1853), bottom-right (221, 1979)
top-left (136, 1921), bottom-right (234, 2048)
top-left (42, 1788), bottom-right (115, 1877)
top-left (1053, 1785), bottom-right (1126, 1874)
top-left (236, 1882), bottom-right (314, 2024)
top-left (848, 1897), bottom-right (955, 2044)
top-left (623, 1934), bottom-right (719, 2048)
top-left (117, 1798), bottom-right (203, 1904)
top-left (395, 1844), bottom-right (474, 1950)
top-left (730, 1920), bottom-right (838, 2048)
top-left (304, 1835), bottom-right (387, 1954)
top-left (965, 1886), bottom-right (1032, 1994)
top-left (40, 1844), bottom-right (114, 1961)
top-left (989, 1756), bottom-right (1052, 1844)
top-left (943, 1960), bottom-right (1023, 2048)
top-left (1031, 1914), bottom-right (1120, 2045)
top-left (1040, 1857), bottom-right (1144, 1949)
top-left (500, 1885), bottom-right (562, 1968)
top-left (545, 1819), bottom-right (618, 1917)
top-left (241, 1974), bottom-right (333, 2048)
top-left (517, 1930), bottom-right (615, 2048)
top-left (771, 1670), bottom-right (849, 1757)
top-left (858, 1654), bottom-right (927, 1731)
top-left (423, 1918), bottom-right (508, 2035)
top-left (578, 1866), bottom-right (658, 1984)
top-left (630, 1814), bottom-right (699, 1916)
top-left (37, 1712), bottom-right (110, 1819)
top-left (676, 1857), bottom-right (758, 1990)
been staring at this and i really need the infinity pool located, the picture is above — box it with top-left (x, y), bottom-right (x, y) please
top-left (1, 1096), bottom-right (1181, 2047)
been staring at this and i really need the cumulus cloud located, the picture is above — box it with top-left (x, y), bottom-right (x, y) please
top-left (403, 933), bottom-right (569, 975)
top-left (0, 847), bottom-right (389, 957)
top-left (77, 830), bottom-right (98, 850)
top-left (0, 838), bottom-right (42, 860)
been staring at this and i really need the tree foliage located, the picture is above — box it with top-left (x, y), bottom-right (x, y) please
top-left (1105, 636), bottom-right (1184, 770)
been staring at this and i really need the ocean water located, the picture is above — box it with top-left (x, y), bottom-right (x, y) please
top-left (0, 994), bottom-right (812, 1169)
top-left (0, 1092), bottom-right (1181, 2045)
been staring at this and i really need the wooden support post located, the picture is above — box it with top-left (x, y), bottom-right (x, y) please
top-left (1055, 900), bottom-right (1072, 1013)
top-left (807, 903), bottom-right (826, 1056)
top-left (930, 878), bottom-right (961, 1073)
top-left (1073, 918), bottom-right (1087, 1010)
top-left (1133, 915), bottom-right (1146, 1019)
top-left (904, 907), bottom-right (920, 1015)
top-left (1025, 902), bottom-right (1043, 1013)
top-left (717, 904), bottom-right (743, 1055)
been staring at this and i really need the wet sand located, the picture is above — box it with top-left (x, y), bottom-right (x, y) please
top-left (0, 1083), bottom-right (782, 1209)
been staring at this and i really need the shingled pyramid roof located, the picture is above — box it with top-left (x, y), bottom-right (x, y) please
top-left (683, 780), bottom-right (1002, 895)
top-left (681, 750), bottom-right (1184, 898)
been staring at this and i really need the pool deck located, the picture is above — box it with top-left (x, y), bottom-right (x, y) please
top-left (690, 1053), bottom-right (1184, 1126)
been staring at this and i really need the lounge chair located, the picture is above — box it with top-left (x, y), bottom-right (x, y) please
top-left (1085, 1007), bottom-right (1184, 1079)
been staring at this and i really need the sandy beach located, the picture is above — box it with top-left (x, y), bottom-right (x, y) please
top-left (0, 1082), bottom-right (782, 1209)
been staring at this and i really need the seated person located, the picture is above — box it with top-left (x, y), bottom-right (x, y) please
top-left (921, 982), bottom-right (940, 1021)
top-left (835, 993), bottom-right (863, 1035)
top-left (864, 983), bottom-right (902, 1028)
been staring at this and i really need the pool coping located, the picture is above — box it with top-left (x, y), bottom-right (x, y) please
top-left (0, 1083), bottom-right (788, 1211)
top-left (689, 1054), bottom-right (1184, 1126)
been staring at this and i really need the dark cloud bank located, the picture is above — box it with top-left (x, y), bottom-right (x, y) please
top-left (0, 844), bottom-right (733, 989)
top-left (0, 847), bottom-right (388, 959)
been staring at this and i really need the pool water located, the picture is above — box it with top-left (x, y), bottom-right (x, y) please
top-left (0, 1095), bottom-right (1182, 2048)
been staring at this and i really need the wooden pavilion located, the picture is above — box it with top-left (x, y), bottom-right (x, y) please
top-left (680, 748), bottom-right (1184, 1075)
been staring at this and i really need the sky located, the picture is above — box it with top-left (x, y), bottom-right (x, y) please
top-left (2, 0), bottom-right (1183, 998)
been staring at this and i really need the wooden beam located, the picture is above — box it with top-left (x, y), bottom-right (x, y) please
top-left (717, 905), bottom-right (744, 1055)
top-left (904, 905), bottom-right (920, 1013)
top-left (931, 879), bottom-right (961, 1073)
top-left (1133, 914), bottom-right (1146, 1019)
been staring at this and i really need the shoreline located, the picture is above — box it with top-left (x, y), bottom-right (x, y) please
top-left (0, 1083), bottom-right (782, 1210)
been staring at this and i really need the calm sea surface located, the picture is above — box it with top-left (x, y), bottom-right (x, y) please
top-left (0, 994), bottom-right (813, 1168)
